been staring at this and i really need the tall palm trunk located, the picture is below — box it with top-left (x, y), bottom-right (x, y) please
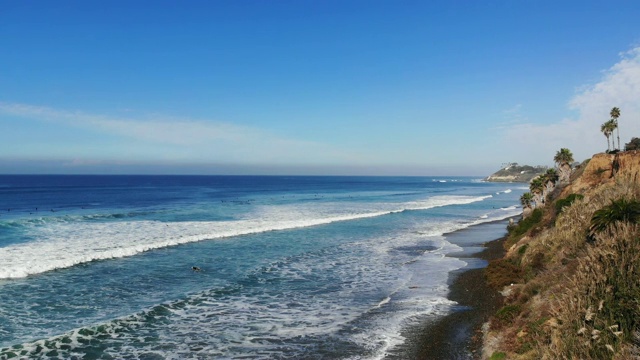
top-left (533, 191), bottom-right (543, 208)
top-left (610, 107), bottom-right (621, 150)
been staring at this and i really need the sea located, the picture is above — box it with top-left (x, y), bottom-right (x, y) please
top-left (0, 175), bottom-right (525, 359)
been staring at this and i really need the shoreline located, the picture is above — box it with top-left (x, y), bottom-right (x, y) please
top-left (392, 219), bottom-right (511, 359)
top-left (416, 235), bottom-right (506, 359)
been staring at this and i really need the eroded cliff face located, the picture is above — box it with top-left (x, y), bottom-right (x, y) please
top-left (613, 150), bottom-right (640, 180)
top-left (561, 151), bottom-right (640, 197)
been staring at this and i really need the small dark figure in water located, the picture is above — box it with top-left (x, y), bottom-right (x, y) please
top-left (192, 266), bottom-right (201, 272)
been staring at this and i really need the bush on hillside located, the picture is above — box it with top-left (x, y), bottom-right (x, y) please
top-left (589, 198), bottom-right (640, 240)
top-left (555, 194), bottom-right (584, 214)
top-left (505, 209), bottom-right (544, 250)
top-left (625, 137), bottom-right (640, 151)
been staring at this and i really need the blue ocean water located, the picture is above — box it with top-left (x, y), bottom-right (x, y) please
top-left (0, 175), bottom-right (524, 359)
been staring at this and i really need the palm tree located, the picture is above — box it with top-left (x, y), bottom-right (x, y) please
top-left (601, 121), bottom-right (613, 152)
top-left (610, 107), bottom-right (621, 150)
top-left (529, 176), bottom-right (545, 207)
top-left (520, 192), bottom-right (534, 210)
top-left (554, 148), bottom-right (574, 183)
top-left (543, 168), bottom-right (559, 194)
top-left (607, 120), bottom-right (617, 151)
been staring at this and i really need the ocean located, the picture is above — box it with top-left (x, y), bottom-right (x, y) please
top-left (0, 175), bottom-right (524, 359)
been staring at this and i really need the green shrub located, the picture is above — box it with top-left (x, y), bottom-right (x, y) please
top-left (492, 304), bottom-right (523, 329)
top-left (589, 199), bottom-right (640, 239)
top-left (511, 209), bottom-right (543, 237)
top-left (555, 194), bottom-right (584, 213)
top-left (496, 304), bottom-right (522, 321)
top-left (624, 137), bottom-right (640, 151)
top-left (505, 209), bottom-right (544, 249)
top-left (518, 244), bottom-right (528, 256)
top-left (489, 352), bottom-right (507, 360)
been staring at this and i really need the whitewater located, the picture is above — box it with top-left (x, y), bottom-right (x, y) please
top-left (0, 175), bottom-right (523, 359)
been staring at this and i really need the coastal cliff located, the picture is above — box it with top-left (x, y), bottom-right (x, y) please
top-left (482, 151), bottom-right (640, 359)
top-left (485, 164), bottom-right (547, 183)
top-left (561, 151), bottom-right (640, 196)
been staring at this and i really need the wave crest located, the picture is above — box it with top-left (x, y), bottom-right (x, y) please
top-left (0, 195), bottom-right (491, 279)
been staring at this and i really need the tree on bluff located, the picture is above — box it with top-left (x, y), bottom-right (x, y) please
top-left (554, 148), bottom-right (574, 183)
top-left (600, 120), bottom-right (615, 152)
top-left (610, 107), bottom-right (621, 150)
top-left (625, 137), bottom-right (640, 151)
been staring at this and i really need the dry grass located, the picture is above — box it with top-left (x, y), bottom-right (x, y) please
top-left (544, 222), bottom-right (640, 359)
top-left (485, 178), bottom-right (640, 359)
top-left (522, 180), bottom-right (639, 269)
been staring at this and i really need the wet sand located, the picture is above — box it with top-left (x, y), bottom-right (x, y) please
top-left (391, 220), bottom-right (509, 359)
top-left (413, 235), bottom-right (505, 359)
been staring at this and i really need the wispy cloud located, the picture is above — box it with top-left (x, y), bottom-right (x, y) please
top-left (500, 47), bottom-right (640, 164)
top-left (0, 102), bottom-right (365, 165)
top-left (497, 104), bottom-right (529, 128)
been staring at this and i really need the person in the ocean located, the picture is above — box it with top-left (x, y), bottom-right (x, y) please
top-left (192, 266), bottom-right (201, 272)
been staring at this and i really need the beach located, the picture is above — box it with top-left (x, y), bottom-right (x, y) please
top-left (390, 220), bottom-right (510, 360)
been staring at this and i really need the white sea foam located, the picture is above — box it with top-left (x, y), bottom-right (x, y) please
top-left (375, 296), bottom-right (391, 308)
top-left (0, 195), bottom-right (491, 279)
top-left (1, 228), bottom-right (463, 359)
top-left (415, 208), bottom-right (520, 241)
top-left (0, 196), bottom-right (518, 359)
top-left (500, 205), bottom-right (518, 211)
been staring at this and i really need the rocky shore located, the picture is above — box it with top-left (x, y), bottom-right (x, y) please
top-left (412, 234), bottom-right (507, 359)
top-left (387, 220), bottom-right (513, 360)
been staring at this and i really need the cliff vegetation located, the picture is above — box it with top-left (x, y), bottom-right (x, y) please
top-left (483, 150), bottom-right (640, 360)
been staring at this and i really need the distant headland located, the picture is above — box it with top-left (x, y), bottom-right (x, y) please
top-left (484, 163), bottom-right (548, 183)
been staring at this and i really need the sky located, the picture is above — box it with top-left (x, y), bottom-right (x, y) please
top-left (1, 1), bottom-right (640, 176)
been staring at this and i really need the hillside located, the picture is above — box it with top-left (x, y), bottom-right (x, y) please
top-left (485, 164), bottom-right (548, 183)
top-left (482, 150), bottom-right (640, 359)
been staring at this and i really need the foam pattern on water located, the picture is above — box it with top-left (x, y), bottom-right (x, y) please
top-left (0, 195), bottom-right (490, 279)
top-left (0, 177), bottom-right (525, 359)
top-left (1, 228), bottom-right (463, 359)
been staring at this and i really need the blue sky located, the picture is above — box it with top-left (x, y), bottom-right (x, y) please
top-left (1, 1), bottom-right (640, 175)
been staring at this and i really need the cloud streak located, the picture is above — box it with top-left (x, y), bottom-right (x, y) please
top-left (500, 47), bottom-right (640, 164)
top-left (0, 102), bottom-right (365, 166)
